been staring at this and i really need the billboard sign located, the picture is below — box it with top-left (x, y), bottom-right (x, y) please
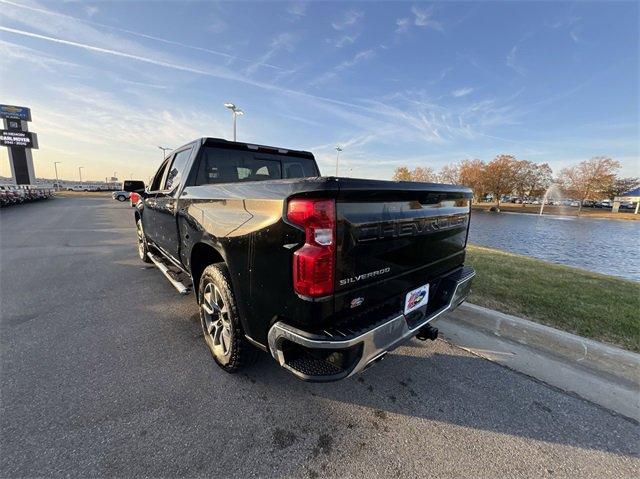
top-left (0, 130), bottom-right (38, 148)
top-left (0, 104), bottom-right (32, 122)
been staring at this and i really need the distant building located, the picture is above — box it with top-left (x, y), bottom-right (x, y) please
top-left (0, 175), bottom-right (121, 191)
top-left (612, 187), bottom-right (640, 214)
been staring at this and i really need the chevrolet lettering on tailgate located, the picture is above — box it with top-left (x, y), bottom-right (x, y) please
top-left (355, 213), bottom-right (468, 243)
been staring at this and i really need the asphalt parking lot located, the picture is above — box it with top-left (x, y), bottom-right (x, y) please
top-left (1, 195), bottom-right (639, 478)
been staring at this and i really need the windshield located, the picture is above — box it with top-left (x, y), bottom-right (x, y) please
top-left (193, 147), bottom-right (319, 185)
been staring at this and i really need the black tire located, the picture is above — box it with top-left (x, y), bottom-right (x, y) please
top-left (199, 263), bottom-right (258, 373)
top-left (136, 218), bottom-right (152, 263)
top-left (117, 195), bottom-right (126, 202)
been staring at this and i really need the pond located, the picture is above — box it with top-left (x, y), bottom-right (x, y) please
top-left (468, 210), bottom-right (640, 281)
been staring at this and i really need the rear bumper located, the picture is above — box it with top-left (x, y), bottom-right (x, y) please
top-left (268, 266), bottom-right (475, 382)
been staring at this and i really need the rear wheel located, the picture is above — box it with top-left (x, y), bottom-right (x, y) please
top-left (117, 195), bottom-right (127, 202)
top-left (199, 263), bottom-right (258, 373)
top-left (136, 218), bottom-right (152, 263)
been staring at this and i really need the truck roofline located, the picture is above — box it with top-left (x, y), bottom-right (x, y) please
top-left (197, 137), bottom-right (315, 159)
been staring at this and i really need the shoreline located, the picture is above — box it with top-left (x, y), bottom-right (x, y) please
top-left (471, 203), bottom-right (639, 221)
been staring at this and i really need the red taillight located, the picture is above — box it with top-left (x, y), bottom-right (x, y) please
top-left (287, 198), bottom-right (336, 298)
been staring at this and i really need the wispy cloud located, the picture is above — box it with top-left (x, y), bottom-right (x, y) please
top-left (84, 5), bottom-right (99, 18)
top-left (570, 29), bottom-right (580, 43)
top-left (395, 18), bottom-right (410, 34)
top-left (112, 77), bottom-right (169, 91)
top-left (0, 25), bottom-right (242, 80)
top-left (452, 87), bottom-right (475, 98)
top-left (207, 17), bottom-right (227, 34)
top-left (0, 39), bottom-right (80, 71)
top-left (397, 5), bottom-right (443, 34)
top-left (411, 5), bottom-right (443, 31)
top-left (326, 33), bottom-right (359, 48)
top-left (506, 45), bottom-right (525, 75)
top-left (0, 0), bottom-right (281, 71)
top-left (338, 49), bottom-right (375, 70)
top-left (286, 1), bottom-right (307, 21)
top-left (310, 49), bottom-right (375, 86)
top-left (245, 32), bottom-right (296, 76)
top-left (332, 9), bottom-right (363, 30)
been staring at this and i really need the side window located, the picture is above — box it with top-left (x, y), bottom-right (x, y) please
top-left (150, 159), bottom-right (170, 191)
top-left (163, 148), bottom-right (192, 191)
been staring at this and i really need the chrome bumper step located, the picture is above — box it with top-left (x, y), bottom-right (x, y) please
top-left (268, 267), bottom-right (476, 382)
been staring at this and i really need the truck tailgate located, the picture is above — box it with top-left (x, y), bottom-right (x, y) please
top-left (334, 180), bottom-right (472, 320)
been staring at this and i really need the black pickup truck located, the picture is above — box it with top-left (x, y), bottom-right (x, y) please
top-left (125, 138), bottom-right (475, 381)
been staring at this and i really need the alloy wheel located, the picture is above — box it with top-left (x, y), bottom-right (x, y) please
top-left (201, 283), bottom-right (232, 361)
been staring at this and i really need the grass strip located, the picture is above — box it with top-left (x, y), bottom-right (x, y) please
top-left (464, 245), bottom-right (640, 352)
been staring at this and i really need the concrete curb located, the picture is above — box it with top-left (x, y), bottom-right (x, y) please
top-left (443, 303), bottom-right (640, 390)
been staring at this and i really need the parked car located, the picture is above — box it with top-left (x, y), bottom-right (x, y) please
top-left (124, 137), bottom-right (475, 382)
top-left (112, 191), bottom-right (130, 202)
top-left (0, 184), bottom-right (55, 206)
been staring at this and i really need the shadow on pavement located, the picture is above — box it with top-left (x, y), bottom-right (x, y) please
top-left (246, 340), bottom-right (639, 459)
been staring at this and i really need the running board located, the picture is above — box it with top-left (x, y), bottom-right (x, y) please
top-left (147, 251), bottom-right (191, 295)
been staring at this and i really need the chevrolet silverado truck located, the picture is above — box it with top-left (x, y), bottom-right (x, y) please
top-left (124, 138), bottom-right (475, 381)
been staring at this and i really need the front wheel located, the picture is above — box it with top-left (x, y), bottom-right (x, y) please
top-left (136, 218), bottom-right (152, 263)
top-left (117, 195), bottom-right (127, 202)
top-left (199, 263), bottom-right (258, 373)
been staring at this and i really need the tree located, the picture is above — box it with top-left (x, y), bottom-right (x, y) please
top-left (458, 159), bottom-right (486, 203)
top-left (392, 166), bottom-right (412, 181)
top-left (439, 163), bottom-right (460, 185)
top-left (512, 161), bottom-right (554, 206)
top-left (528, 163), bottom-right (553, 198)
top-left (392, 166), bottom-right (437, 182)
top-left (411, 166), bottom-right (437, 183)
top-left (484, 154), bottom-right (519, 206)
top-left (559, 156), bottom-right (621, 215)
top-left (605, 177), bottom-right (640, 199)
top-left (512, 160), bottom-right (534, 206)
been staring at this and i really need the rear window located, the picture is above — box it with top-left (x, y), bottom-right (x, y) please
top-left (194, 147), bottom-right (318, 185)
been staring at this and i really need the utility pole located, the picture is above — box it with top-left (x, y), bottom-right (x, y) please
top-left (335, 146), bottom-right (343, 176)
top-left (78, 166), bottom-right (84, 183)
top-left (224, 103), bottom-right (244, 141)
top-left (53, 161), bottom-right (61, 190)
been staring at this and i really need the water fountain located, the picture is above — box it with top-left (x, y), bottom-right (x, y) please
top-left (539, 183), bottom-right (564, 216)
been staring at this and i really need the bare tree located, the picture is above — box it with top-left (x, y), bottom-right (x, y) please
top-left (559, 156), bottom-right (621, 215)
top-left (484, 154), bottom-right (519, 206)
top-left (439, 163), bottom-right (461, 185)
top-left (458, 159), bottom-right (486, 203)
top-left (392, 166), bottom-right (412, 181)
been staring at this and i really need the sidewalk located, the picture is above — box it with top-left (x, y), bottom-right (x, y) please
top-left (439, 303), bottom-right (640, 421)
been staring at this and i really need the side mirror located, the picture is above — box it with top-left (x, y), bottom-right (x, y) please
top-left (123, 180), bottom-right (145, 193)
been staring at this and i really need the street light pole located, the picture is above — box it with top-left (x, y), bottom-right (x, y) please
top-left (78, 166), bottom-right (84, 183)
top-left (158, 146), bottom-right (172, 160)
top-left (335, 146), bottom-right (343, 176)
top-left (224, 103), bottom-right (244, 141)
top-left (54, 161), bottom-right (61, 190)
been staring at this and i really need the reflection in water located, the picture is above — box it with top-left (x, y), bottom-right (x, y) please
top-left (468, 211), bottom-right (640, 281)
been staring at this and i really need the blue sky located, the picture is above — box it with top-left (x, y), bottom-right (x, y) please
top-left (0, 0), bottom-right (638, 182)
